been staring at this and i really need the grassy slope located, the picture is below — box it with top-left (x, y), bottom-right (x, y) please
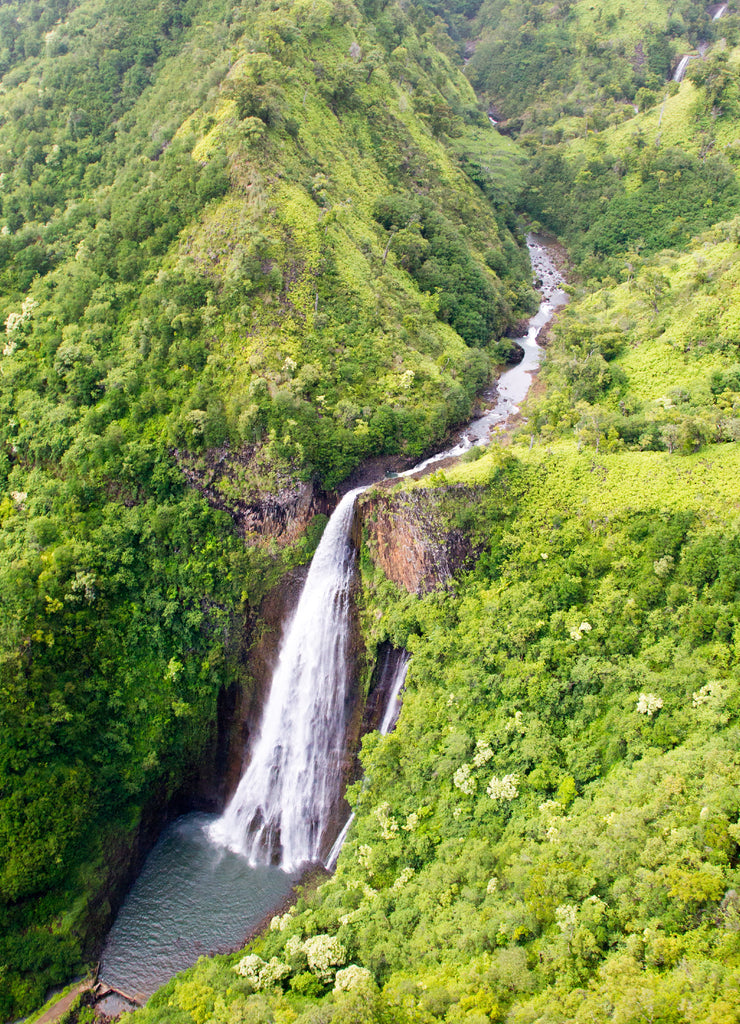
top-left (520, 217), bottom-right (740, 457)
top-left (565, 46), bottom-right (740, 161)
top-left (166, 18), bottom-right (525, 479)
top-left (6, 0), bottom-right (740, 1021)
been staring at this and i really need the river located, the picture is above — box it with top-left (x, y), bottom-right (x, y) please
top-left (98, 233), bottom-right (566, 1004)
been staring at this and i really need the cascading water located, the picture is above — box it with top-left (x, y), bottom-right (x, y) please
top-left (673, 54), bottom-right (692, 82)
top-left (210, 233), bottom-right (566, 872)
top-left (324, 651), bottom-right (410, 870)
top-left (209, 487), bottom-right (364, 871)
top-left (100, 233), bottom-right (566, 997)
top-left (379, 651), bottom-right (410, 736)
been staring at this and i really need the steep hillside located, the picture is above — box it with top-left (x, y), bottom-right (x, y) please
top-left (467, 0), bottom-right (738, 136)
top-left (522, 42), bottom-right (740, 279)
top-left (0, 0), bottom-right (533, 1017)
top-left (461, 0), bottom-right (740, 280)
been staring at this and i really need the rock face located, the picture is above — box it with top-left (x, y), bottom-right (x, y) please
top-left (174, 444), bottom-right (332, 546)
top-left (191, 564), bottom-right (311, 811)
top-left (356, 484), bottom-right (481, 595)
top-left (360, 643), bottom-right (407, 733)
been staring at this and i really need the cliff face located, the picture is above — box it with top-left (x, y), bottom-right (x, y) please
top-left (175, 445), bottom-right (332, 546)
top-left (191, 564), bottom-right (311, 811)
top-left (356, 485), bottom-right (482, 595)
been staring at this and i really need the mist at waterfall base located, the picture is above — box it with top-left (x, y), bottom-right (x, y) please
top-left (100, 235), bottom-right (565, 999)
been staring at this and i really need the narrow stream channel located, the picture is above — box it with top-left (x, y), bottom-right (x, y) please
top-left (98, 233), bottom-right (566, 1004)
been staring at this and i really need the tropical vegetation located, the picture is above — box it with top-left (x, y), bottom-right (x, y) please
top-left (1, 0), bottom-right (740, 1020)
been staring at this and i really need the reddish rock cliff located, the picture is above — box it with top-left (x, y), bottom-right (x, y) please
top-left (355, 484), bottom-right (482, 595)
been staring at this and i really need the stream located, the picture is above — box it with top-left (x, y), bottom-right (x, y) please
top-left (398, 233), bottom-right (566, 477)
top-left (673, 2), bottom-right (728, 81)
top-left (98, 233), bottom-right (566, 1004)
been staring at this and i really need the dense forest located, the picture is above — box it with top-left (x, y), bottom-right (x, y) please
top-left (1, 0), bottom-right (740, 1020)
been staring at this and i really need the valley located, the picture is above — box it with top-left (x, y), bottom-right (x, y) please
top-left (1, 0), bottom-right (740, 1021)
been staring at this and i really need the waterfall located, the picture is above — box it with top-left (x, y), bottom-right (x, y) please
top-left (209, 234), bottom-right (565, 876)
top-left (324, 652), bottom-right (409, 870)
top-left (673, 55), bottom-right (691, 82)
top-left (324, 813), bottom-right (354, 872)
top-left (209, 488), bottom-right (364, 872)
top-left (379, 652), bottom-right (409, 736)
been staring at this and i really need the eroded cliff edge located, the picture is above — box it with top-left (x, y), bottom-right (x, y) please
top-left (354, 482), bottom-right (484, 596)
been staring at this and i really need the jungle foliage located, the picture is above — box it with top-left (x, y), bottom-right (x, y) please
top-left (466, 0), bottom-right (737, 134)
top-left (0, 0), bottom-right (533, 1015)
top-left (464, 0), bottom-right (740, 281)
top-left (3, 0), bottom-right (740, 1020)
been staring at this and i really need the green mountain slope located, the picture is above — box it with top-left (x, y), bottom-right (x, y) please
top-left (467, 0), bottom-right (738, 136)
top-left (3, 0), bottom-right (740, 1020)
top-left (0, 0), bottom-right (533, 1017)
top-left (521, 45), bottom-right (740, 279)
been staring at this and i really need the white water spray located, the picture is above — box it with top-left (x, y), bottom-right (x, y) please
top-left (325, 652), bottom-right (410, 870)
top-left (210, 235), bottom-right (565, 874)
top-left (209, 488), bottom-right (364, 871)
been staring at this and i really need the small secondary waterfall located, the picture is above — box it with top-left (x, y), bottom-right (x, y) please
top-left (673, 54), bottom-right (692, 82)
top-left (325, 652), bottom-right (410, 870)
top-left (379, 651), bottom-right (410, 736)
top-left (209, 488), bottom-right (364, 871)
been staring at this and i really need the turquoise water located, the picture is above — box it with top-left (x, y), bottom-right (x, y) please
top-left (100, 812), bottom-right (296, 1001)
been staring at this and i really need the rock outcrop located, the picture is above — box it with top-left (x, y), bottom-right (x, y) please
top-left (355, 484), bottom-right (482, 595)
top-left (174, 444), bottom-right (332, 546)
